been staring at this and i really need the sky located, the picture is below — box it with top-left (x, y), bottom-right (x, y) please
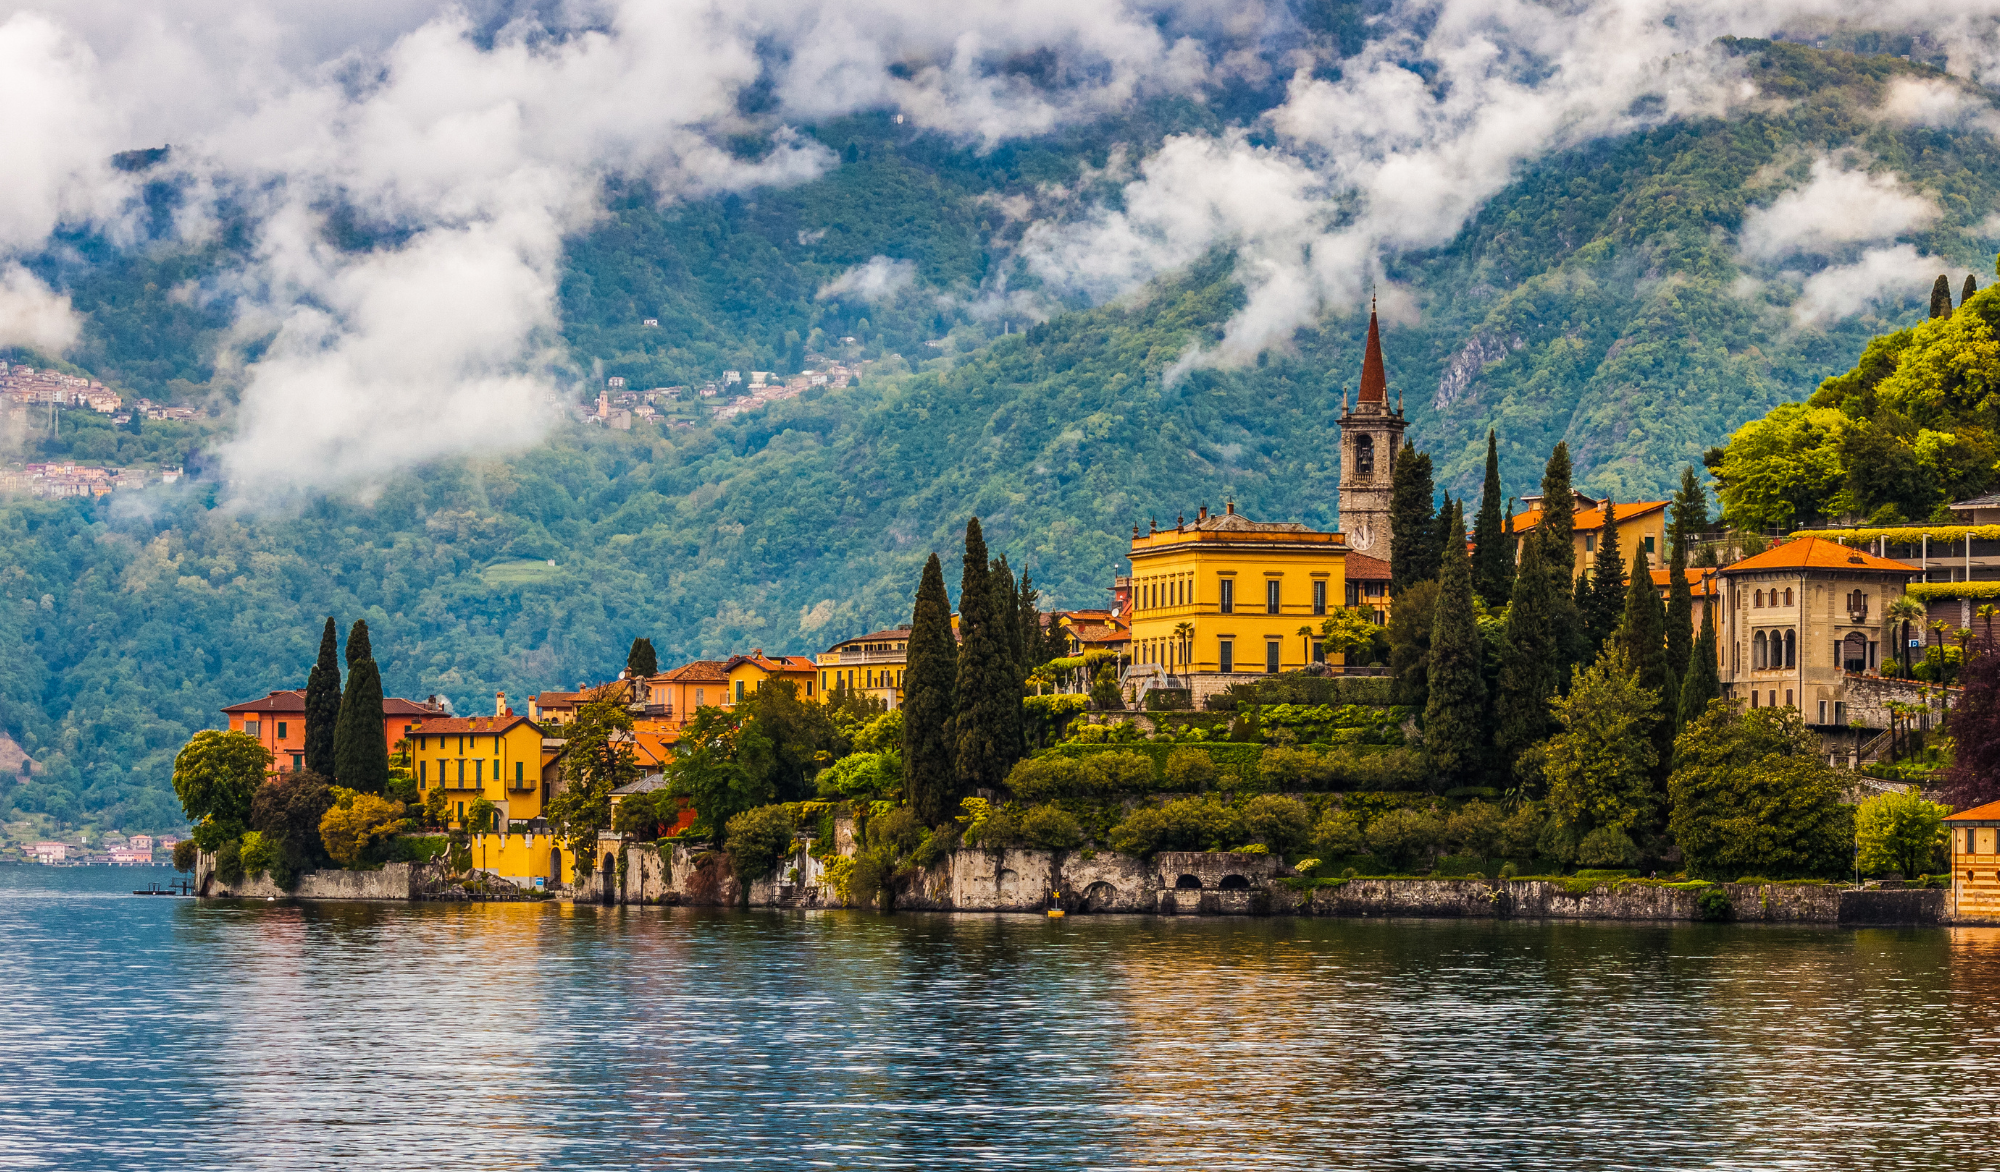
top-left (3, 0), bottom-right (2000, 493)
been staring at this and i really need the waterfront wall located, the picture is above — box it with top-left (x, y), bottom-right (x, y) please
top-left (194, 853), bottom-right (425, 900)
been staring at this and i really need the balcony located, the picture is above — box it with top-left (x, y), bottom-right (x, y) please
top-left (818, 650), bottom-right (907, 666)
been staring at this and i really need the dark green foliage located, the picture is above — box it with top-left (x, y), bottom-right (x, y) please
top-left (1422, 531), bottom-right (1487, 788)
top-left (724, 804), bottom-right (797, 884)
top-left (249, 769), bottom-right (335, 890)
top-left (1664, 536), bottom-right (1693, 691)
top-left (1696, 887), bottom-right (1733, 921)
top-left (1617, 549), bottom-right (1668, 701)
top-left (1582, 495), bottom-right (1625, 655)
top-left (304, 617), bottom-right (340, 777)
top-left (1387, 580), bottom-right (1439, 711)
top-left (1942, 645), bottom-right (2000, 810)
top-left (1668, 704), bottom-right (1853, 879)
top-left (213, 839), bottom-right (245, 886)
top-left (1108, 796), bottom-right (1243, 858)
top-left (626, 637), bottom-right (657, 677)
top-left (1021, 804), bottom-right (1085, 850)
top-left (1931, 274), bottom-right (1953, 318)
top-left (990, 555), bottom-right (1025, 757)
top-left (171, 729), bottom-right (265, 835)
top-left (1966, 274), bottom-right (1980, 304)
top-left (903, 553), bottom-right (958, 823)
top-left (1539, 444), bottom-right (1577, 579)
top-left (1494, 526), bottom-right (1560, 768)
top-left (1239, 794), bottom-right (1313, 859)
top-left (172, 839), bottom-right (198, 871)
top-left (1472, 431), bottom-right (1512, 606)
top-left (954, 518), bottom-right (1015, 792)
top-left (737, 680), bottom-right (840, 802)
top-left (1017, 571), bottom-right (1048, 676)
top-left (1679, 609), bottom-right (1722, 732)
top-left (333, 620), bottom-right (388, 794)
top-left (1365, 807), bottom-right (1444, 870)
top-left (1389, 442), bottom-right (1439, 590)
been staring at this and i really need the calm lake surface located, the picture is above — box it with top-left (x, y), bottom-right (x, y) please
top-left (0, 866), bottom-right (1989, 1170)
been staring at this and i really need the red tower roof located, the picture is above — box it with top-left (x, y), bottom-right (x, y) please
top-left (1357, 303), bottom-right (1387, 403)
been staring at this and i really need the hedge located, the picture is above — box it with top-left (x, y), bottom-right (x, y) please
top-left (1908, 582), bottom-right (2000, 601)
top-left (1034, 742), bottom-right (1427, 792)
top-left (1789, 524), bottom-right (2000, 544)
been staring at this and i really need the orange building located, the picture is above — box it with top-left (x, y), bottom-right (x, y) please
top-left (1947, 800), bottom-right (2000, 922)
top-left (220, 691), bottom-right (444, 775)
top-left (724, 651), bottom-right (818, 704)
top-left (1511, 495), bottom-right (1671, 579)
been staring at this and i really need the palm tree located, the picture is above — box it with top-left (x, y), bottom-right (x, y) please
top-left (1298, 625), bottom-right (1316, 667)
top-left (1886, 595), bottom-right (1926, 676)
top-left (1978, 603), bottom-right (1997, 649)
top-left (1173, 621), bottom-right (1194, 674)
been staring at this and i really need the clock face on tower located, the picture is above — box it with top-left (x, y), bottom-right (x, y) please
top-left (1348, 518), bottom-right (1375, 554)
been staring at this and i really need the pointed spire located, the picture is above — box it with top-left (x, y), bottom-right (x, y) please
top-left (1358, 295), bottom-right (1386, 404)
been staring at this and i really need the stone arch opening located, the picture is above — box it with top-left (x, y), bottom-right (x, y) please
top-left (1083, 881), bottom-right (1117, 911)
top-left (1784, 629), bottom-right (1797, 668)
top-left (1354, 434), bottom-right (1374, 476)
top-left (1753, 630), bottom-right (1768, 669)
top-left (550, 847), bottom-right (563, 884)
top-left (1174, 874), bottom-right (1203, 889)
top-left (1843, 631), bottom-right (1869, 673)
top-left (1218, 874), bottom-right (1251, 890)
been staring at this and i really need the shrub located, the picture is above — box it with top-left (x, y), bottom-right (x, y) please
top-left (851, 709), bottom-right (903, 754)
top-left (1108, 797), bottom-right (1243, 857)
top-left (1165, 746), bottom-right (1219, 791)
top-left (239, 831), bottom-right (276, 877)
top-left (848, 845), bottom-right (896, 909)
top-left (1145, 688), bottom-right (1192, 710)
top-left (816, 751), bottom-right (903, 801)
top-left (1446, 801), bottom-right (1504, 858)
top-left (172, 839), bottom-right (198, 872)
top-left (964, 806), bottom-right (1023, 850)
top-left (214, 838), bottom-right (246, 885)
top-left (1365, 808), bottom-right (1444, 870)
top-left (386, 835), bottom-right (449, 864)
top-left (1312, 808), bottom-right (1366, 857)
top-left (1497, 804), bottom-right (1545, 859)
top-left (869, 805), bottom-right (927, 856)
top-left (1696, 887), bottom-right (1733, 921)
top-left (724, 804), bottom-right (797, 882)
top-left (1023, 804), bottom-right (1086, 850)
top-left (1239, 795), bottom-right (1313, 859)
top-left (612, 790), bottom-right (682, 840)
top-left (1007, 756), bottom-right (1092, 802)
top-left (1856, 787), bottom-right (1950, 878)
top-left (1258, 746), bottom-right (1331, 789)
top-left (908, 822), bottom-right (959, 869)
top-left (1092, 752), bottom-right (1155, 794)
top-left (319, 790), bottom-right (408, 868)
top-left (251, 769), bottom-right (335, 889)
top-left (1576, 826), bottom-right (1641, 869)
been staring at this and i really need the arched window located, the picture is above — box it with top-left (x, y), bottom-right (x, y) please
top-left (1784, 629), bottom-right (1797, 669)
top-left (1753, 631), bottom-right (1768, 670)
top-left (1754, 590), bottom-right (1764, 607)
top-left (1355, 434), bottom-right (1375, 476)
top-left (1784, 588), bottom-right (1794, 606)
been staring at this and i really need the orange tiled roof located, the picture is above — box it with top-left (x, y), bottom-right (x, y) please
top-left (1345, 551), bottom-right (1391, 581)
top-left (1718, 536), bottom-right (1919, 576)
top-left (408, 715), bottom-right (539, 736)
top-left (1946, 799), bottom-right (2000, 822)
top-left (1649, 566), bottom-right (1720, 596)
top-left (223, 691), bottom-right (443, 716)
top-left (826, 628), bottom-right (910, 650)
top-left (726, 652), bottom-right (815, 673)
top-left (1512, 500), bottom-right (1667, 533)
top-left (655, 660), bottom-right (728, 683)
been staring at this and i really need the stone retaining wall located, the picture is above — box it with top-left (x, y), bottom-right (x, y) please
top-left (195, 854), bottom-right (426, 900)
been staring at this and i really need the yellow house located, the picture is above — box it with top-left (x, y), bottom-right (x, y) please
top-left (817, 628), bottom-right (911, 708)
top-left (724, 651), bottom-right (819, 704)
top-left (1512, 495), bottom-right (1669, 579)
top-left (1126, 503), bottom-right (1347, 675)
top-left (410, 710), bottom-right (571, 887)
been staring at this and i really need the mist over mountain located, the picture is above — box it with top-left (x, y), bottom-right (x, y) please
top-left (4, 2), bottom-right (2000, 829)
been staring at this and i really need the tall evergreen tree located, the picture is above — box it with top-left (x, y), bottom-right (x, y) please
top-left (954, 518), bottom-right (1018, 795)
top-left (1472, 430), bottom-right (1512, 606)
top-left (1539, 443), bottom-right (1578, 579)
top-left (1678, 606), bottom-right (1722, 734)
top-left (1494, 519), bottom-right (1560, 770)
top-left (1664, 538), bottom-right (1693, 687)
top-left (1617, 548), bottom-right (1668, 700)
top-left (1435, 493), bottom-right (1456, 567)
top-left (903, 554), bottom-right (958, 824)
top-left (1671, 465), bottom-right (1708, 546)
top-left (1423, 527), bottom-right (1488, 788)
top-left (1583, 496), bottom-right (1625, 654)
top-left (1017, 571), bottom-right (1046, 674)
top-left (990, 554), bottom-right (1025, 757)
top-left (1932, 274), bottom-right (1954, 318)
top-left (304, 616), bottom-right (341, 777)
top-left (333, 619), bottom-right (389, 794)
top-left (1389, 441), bottom-right (1439, 589)
top-left (1967, 274), bottom-right (1981, 304)
top-left (626, 637), bottom-right (658, 677)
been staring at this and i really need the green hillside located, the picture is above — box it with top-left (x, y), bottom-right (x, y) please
top-left (5, 38), bottom-right (1999, 833)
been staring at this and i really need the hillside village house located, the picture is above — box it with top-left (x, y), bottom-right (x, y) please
top-left (1342, 550), bottom-right (1393, 624)
top-left (1056, 610), bottom-right (1131, 658)
top-left (221, 691), bottom-right (444, 774)
top-left (1511, 493), bottom-right (1671, 577)
top-left (817, 628), bottom-right (911, 709)
top-left (1715, 536), bottom-right (1919, 755)
top-left (1125, 503), bottom-right (1348, 696)
top-left (725, 651), bottom-right (817, 704)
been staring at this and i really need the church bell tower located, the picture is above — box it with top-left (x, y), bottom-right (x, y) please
top-left (1336, 300), bottom-right (1407, 557)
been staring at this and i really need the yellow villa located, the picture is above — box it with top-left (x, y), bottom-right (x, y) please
top-left (410, 703), bottom-right (570, 887)
top-left (724, 651), bottom-right (819, 704)
top-left (817, 628), bottom-right (911, 708)
top-left (1126, 503), bottom-right (1347, 678)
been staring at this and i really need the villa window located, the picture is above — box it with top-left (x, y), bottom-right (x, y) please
top-left (245, 720), bottom-right (260, 738)
top-left (1784, 588), bottom-right (1794, 606)
top-left (1754, 590), bottom-right (1763, 607)
top-left (277, 721), bottom-right (287, 739)
top-left (1584, 534), bottom-right (1596, 553)
top-left (1219, 639), bottom-right (1234, 673)
top-left (1753, 631), bottom-right (1767, 670)
top-left (419, 761), bottom-right (427, 783)
top-left (1644, 535), bottom-right (1655, 556)
top-left (1784, 629), bottom-right (1797, 668)
top-left (1266, 641), bottom-right (1281, 673)
top-left (1266, 579), bottom-right (1281, 615)
top-left (1220, 579), bottom-right (1235, 614)
top-left (516, 762), bottom-right (524, 783)
top-left (1313, 580), bottom-right (1327, 615)
top-left (1346, 582), bottom-right (1361, 607)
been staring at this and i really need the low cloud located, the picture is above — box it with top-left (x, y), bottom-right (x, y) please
top-left (0, 265), bottom-right (81, 353)
top-left (1791, 244), bottom-right (1938, 325)
top-left (1738, 157), bottom-right (1940, 262)
top-left (816, 256), bottom-right (917, 303)
top-left (1876, 75), bottom-right (2000, 131)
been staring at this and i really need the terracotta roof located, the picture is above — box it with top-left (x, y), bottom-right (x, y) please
top-left (408, 714), bottom-right (539, 736)
top-left (1718, 536), bottom-right (1919, 576)
top-left (532, 691), bottom-right (585, 705)
top-left (383, 698), bottom-right (443, 715)
top-left (1511, 500), bottom-right (1668, 534)
top-left (1649, 566), bottom-right (1720, 596)
top-left (1069, 622), bottom-right (1130, 645)
top-left (726, 652), bottom-right (815, 673)
top-left (655, 660), bottom-right (728, 683)
top-left (1180, 507), bottom-right (1314, 534)
top-left (1357, 304), bottom-right (1386, 403)
top-left (223, 691), bottom-right (443, 717)
top-left (1946, 798), bottom-right (2000, 822)
top-left (826, 628), bottom-right (910, 649)
top-left (1345, 551), bottom-right (1391, 581)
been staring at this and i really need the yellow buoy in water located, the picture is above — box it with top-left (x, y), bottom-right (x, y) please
top-left (1047, 908), bottom-right (1065, 918)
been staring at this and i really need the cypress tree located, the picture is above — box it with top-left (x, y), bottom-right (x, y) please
top-left (954, 518), bottom-right (1018, 794)
top-left (1967, 274), bottom-right (1981, 304)
top-left (1665, 539), bottom-right (1693, 683)
top-left (1617, 548), bottom-right (1667, 698)
top-left (333, 619), bottom-right (388, 794)
top-left (1583, 495), bottom-right (1625, 654)
top-left (990, 554), bottom-right (1024, 757)
top-left (903, 553), bottom-right (959, 824)
top-left (1539, 443), bottom-right (1578, 579)
top-left (1389, 441), bottom-right (1439, 589)
top-left (1932, 274), bottom-right (1954, 319)
top-left (626, 637), bottom-right (657, 677)
top-left (1678, 606), bottom-right (1722, 733)
top-left (304, 616), bottom-right (341, 777)
top-left (1472, 430), bottom-right (1512, 606)
top-left (1423, 526), bottom-right (1488, 788)
top-left (1435, 493), bottom-right (1456, 568)
top-left (1494, 518), bottom-right (1560, 769)
top-left (1671, 465), bottom-right (1708, 550)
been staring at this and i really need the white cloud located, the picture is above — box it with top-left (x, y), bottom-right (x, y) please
top-left (1876, 76), bottom-right (1994, 129)
top-left (0, 265), bottom-right (81, 353)
top-left (1738, 157), bottom-right (1940, 262)
top-left (1791, 244), bottom-right (1938, 325)
top-left (817, 256), bottom-right (917, 303)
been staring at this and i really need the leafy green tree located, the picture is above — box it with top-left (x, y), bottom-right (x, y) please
top-left (1312, 808), bottom-right (1365, 857)
top-left (1965, 274), bottom-right (1980, 304)
top-left (1943, 643), bottom-right (2000, 809)
top-left (549, 689), bottom-right (640, 859)
top-left (304, 617), bottom-right (340, 777)
top-left (1423, 531), bottom-right (1488, 789)
top-left (626, 637), bottom-right (657, 677)
top-left (1239, 794), bottom-right (1313, 858)
top-left (989, 555), bottom-right (1025, 757)
top-left (1582, 495), bottom-right (1625, 655)
top-left (1367, 807), bottom-right (1445, 870)
top-left (333, 619), bottom-right (388, 794)
top-left (1543, 649), bottom-right (1659, 854)
top-left (173, 730), bottom-right (268, 849)
top-left (954, 518), bottom-right (1019, 794)
top-left (1017, 570), bottom-right (1049, 677)
top-left (724, 804), bottom-right (796, 885)
top-left (1108, 796), bottom-right (1243, 857)
top-left (903, 552), bottom-right (958, 823)
top-left (1667, 703), bottom-right (1852, 879)
top-left (319, 788), bottom-right (409, 868)
top-left (250, 769), bottom-right (334, 889)
top-left (1856, 787), bottom-right (1949, 878)
top-left (1664, 532), bottom-right (1693, 695)
top-left (1618, 547), bottom-right (1670, 732)
top-left (1472, 430), bottom-right (1512, 606)
top-left (737, 679), bottom-right (838, 802)
top-left (1494, 525), bottom-right (1560, 770)
top-left (1389, 440), bottom-right (1439, 590)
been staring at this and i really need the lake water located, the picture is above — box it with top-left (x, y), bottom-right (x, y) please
top-left (0, 866), bottom-right (1988, 1170)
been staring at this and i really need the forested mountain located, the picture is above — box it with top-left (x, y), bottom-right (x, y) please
top-left (5, 38), bottom-right (2000, 832)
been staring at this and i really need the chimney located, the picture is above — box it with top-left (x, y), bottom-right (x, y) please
top-left (495, 691), bottom-right (506, 717)
top-left (1226, 500), bottom-right (1235, 515)
top-left (1199, 505), bottom-right (1208, 520)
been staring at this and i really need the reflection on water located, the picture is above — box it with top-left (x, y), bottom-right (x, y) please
top-left (0, 866), bottom-right (1981, 1169)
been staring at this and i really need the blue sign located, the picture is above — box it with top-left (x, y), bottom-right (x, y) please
top-left (1909, 639), bottom-right (1923, 647)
